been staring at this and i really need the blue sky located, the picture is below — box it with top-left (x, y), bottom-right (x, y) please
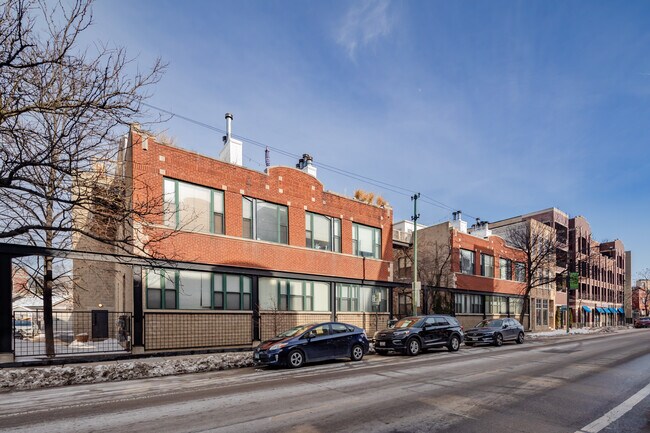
top-left (86, 0), bottom-right (650, 277)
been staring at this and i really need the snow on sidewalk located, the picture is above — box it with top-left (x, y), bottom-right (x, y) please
top-left (0, 352), bottom-right (254, 392)
top-left (527, 326), bottom-right (624, 338)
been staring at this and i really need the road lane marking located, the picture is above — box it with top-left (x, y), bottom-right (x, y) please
top-left (575, 382), bottom-right (650, 433)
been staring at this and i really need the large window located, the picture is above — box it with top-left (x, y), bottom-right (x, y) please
top-left (481, 254), bottom-right (494, 278)
top-left (486, 295), bottom-right (508, 314)
top-left (145, 269), bottom-right (251, 310)
top-left (164, 179), bottom-right (224, 234)
top-left (535, 299), bottom-right (549, 326)
top-left (352, 223), bottom-right (382, 259)
top-left (336, 284), bottom-right (388, 312)
top-left (510, 297), bottom-right (524, 316)
top-left (305, 212), bottom-right (341, 252)
top-left (460, 249), bottom-right (475, 275)
top-left (500, 258), bottom-right (512, 280)
top-left (259, 278), bottom-right (329, 312)
top-left (243, 197), bottom-right (288, 244)
top-left (515, 262), bottom-right (526, 282)
top-left (455, 293), bottom-right (482, 314)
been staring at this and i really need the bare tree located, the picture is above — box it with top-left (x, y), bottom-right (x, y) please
top-left (503, 221), bottom-right (558, 325)
top-left (395, 232), bottom-right (454, 315)
top-left (0, 0), bottom-right (167, 356)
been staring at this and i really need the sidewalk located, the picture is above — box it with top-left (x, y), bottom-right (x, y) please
top-left (0, 325), bottom-right (635, 393)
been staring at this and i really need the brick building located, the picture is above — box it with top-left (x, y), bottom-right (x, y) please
top-left (74, 116), bottom-right (396, 352)
top-left (392, 213), bottom-right (545, 331)
top-left (492, 208), bottom-right (627, 328)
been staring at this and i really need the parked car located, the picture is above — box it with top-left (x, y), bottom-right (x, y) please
top-left (464, 318), bottom-right (525, 347)
top-left (253, 322), bottom-right (370, 368)
top-left (13, 319), bottom-right (38, 339)
top-left (634, 317), bottom-right (650, 328)
top-left (373, 315), bottom-right (464, 356)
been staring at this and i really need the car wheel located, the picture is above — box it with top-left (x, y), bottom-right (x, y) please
top-left (516, 332), bottom-right (525, 344)
top-left (494, 333), bottom-right (503, 347)
top-left (447, 335), bottom-right (461, 352)
top-left (465, 342), bottom-right (474, 347)
top-left (287, 349), bottom-right (305, 368)
top-left (351, 344), bottom-right (364, 362)
top-left (406, 338), bottom-right (420, 356)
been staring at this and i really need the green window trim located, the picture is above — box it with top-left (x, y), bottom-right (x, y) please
top-left (352, 223), bottom-right (382, 259)
top-left (145, 269), bottom-right (251, 311)
top-left (163, 178), bottom-right (225, 235)
top-left (305, 212), bottom-right (342, 252)
top-left (242, 196), bottom-right (289, 244)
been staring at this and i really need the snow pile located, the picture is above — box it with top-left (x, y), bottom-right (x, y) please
top-left (0, 352), bottom-right (254, 392)
top-left (528, 326), bottom-right (623, 339)
top-left (68, 338), bottom-right (125, 351)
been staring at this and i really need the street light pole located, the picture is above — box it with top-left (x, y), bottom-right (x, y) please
top-left (411, 193), bottom-right (420, 316)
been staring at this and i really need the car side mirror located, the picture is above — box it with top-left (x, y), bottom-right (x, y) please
top-left (306, 331), bottom-right (317, 339)
top-left (502, 324), bottom-right (508, 329)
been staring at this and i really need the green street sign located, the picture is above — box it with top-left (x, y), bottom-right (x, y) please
top-left (569, 272), bottom-right (579, 290)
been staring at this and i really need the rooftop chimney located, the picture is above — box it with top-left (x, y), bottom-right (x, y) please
top-left (298, 153), bottom-right (317, 177)
top-left (219, 112), bottom-right (243, 166)
top-left (450, 210), bottom-right (467, 233)
top-left (469, 219), bottom-right (492, 238)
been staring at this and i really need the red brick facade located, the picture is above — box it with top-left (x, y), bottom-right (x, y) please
top-left (130, 131), bottom-right (393, 282)
top-left (452, 229), bottom-right (527, 296)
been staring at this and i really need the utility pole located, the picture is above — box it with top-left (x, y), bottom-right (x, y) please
top-left (411, 193), bottom-right (420, 316)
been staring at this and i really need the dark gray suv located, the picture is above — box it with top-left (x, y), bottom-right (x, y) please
top-left (464, 318), bottom-right (525, 347)
top-left (373, 315), bottom-right (464, 356)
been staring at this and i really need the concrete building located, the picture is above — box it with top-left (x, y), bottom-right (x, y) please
top-left (74, 115), bottom-right (397, 352)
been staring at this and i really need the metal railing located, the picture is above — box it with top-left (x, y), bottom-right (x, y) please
top-left (13, 311), bottom-right (132, 358)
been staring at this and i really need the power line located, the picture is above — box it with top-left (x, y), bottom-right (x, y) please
top-left (140, 102), bottom-right (477, 218)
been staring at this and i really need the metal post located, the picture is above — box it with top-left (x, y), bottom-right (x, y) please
top-left (0, 255), bottom-right (13, 361)
top-left (132, 265), bottom-right (144, 350)
top-left (411, 193), bottom-right (420, 315)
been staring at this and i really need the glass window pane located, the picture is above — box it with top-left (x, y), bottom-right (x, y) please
top-left (226, 275), bottom-right (240, 292)
top-left (313, 282), bottom-right (329, 311)
top-left (178, 182), bottom-right (211, 232)
top-left (147, 289), bottom-right (161, 309)
top-left (243, 293), bottom-right (252, 310)
top-left (164, 290), bottom-right (176, 309)
top-left (147, 269), bottom-right (162, 289)
top-left (357, 225), bottom-right (373, 257)
top-left (312, 214), bottom-right (331, 250)
top-left (178, 270), bottom-right (210, 309)
top-left (163, 179), bottom-right (176, 227)
top-left (213, 190), bottom-right (224, 214)
top-left (242, 277), bottom-right (251, 293)
top-left (257, 201), bottom-right (279, 242)
top-left (259, 278), bottom-right (279, 310)
top-left (226, 293), bottom-right (240, 310)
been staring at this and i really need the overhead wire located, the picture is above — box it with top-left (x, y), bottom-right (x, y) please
top-left (140, 102), bottom-right (478, 220)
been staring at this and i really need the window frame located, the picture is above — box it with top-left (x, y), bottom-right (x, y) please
top-left (242, 196), bottom-right (289, 244)
top-left (480, 253), bottom-right (494, 278)
top-left (460, 249), bottom-right (475, 275)
top-left (305, 211), bottom-right (341, 252)
top-left (163, 178), bottom-right (225, 235)
top-left (352, 223), bottom-right (382, 259)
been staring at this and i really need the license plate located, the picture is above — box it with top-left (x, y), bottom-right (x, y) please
top-left (254, 353), bottom-right (259, 360)
top-left (379, 342), bottom-right (386, 347)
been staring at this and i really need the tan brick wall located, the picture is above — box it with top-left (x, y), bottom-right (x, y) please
top-left (144, 311), bottom-right (252, 350)
top-left (259, 311), bottom-right (331, 341)
top-left (336, 312), bottom-right (391, 336)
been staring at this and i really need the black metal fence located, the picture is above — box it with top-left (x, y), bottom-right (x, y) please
top-left (13, 311), bottom-right (132, 358)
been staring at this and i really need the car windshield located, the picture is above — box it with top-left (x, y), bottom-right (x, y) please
top-left (276, 324), bottom-right (314, 338)
top-left (393, 317), bottom-right (422, 328)
top-left (476, 319), bottom-right (503, 328)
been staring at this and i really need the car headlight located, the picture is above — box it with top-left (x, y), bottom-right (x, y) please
top-left (393, 330), bottom-right (410, 337)
top-left (269, 343), bottom-right (288, 351)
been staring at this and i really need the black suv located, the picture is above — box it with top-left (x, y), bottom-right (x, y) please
top-left (373, 315), bottom-right (464, 356)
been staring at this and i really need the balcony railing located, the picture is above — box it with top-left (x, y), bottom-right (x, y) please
top-left (393, 229), bottom-right (412, 244)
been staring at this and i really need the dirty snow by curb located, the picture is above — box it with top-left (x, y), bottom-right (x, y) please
top-left (0, 352), bottom-right (254, 392)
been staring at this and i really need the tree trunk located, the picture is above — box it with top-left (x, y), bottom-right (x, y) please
top-left (43, 255), bottom-right (55, 357)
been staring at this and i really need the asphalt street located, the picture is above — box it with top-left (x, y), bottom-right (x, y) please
top-left (0, 330), bottom-right (649, 433)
